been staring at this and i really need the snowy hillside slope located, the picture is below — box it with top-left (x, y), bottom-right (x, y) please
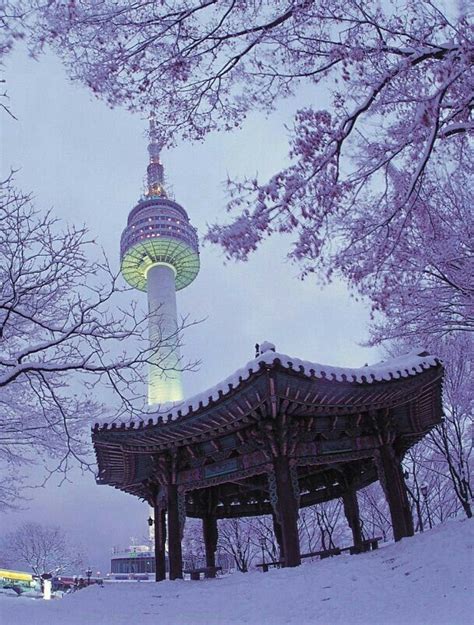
top-left (1, 518), bottom-right (472, 625)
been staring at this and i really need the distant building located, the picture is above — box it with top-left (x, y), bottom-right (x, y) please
top-left (110, 546), bottom-right (157, 577)
top-left (110, 546), bottom-right (233, 577)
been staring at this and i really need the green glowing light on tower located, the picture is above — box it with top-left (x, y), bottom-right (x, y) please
top-left (121, 237), bottom-right (200, 292)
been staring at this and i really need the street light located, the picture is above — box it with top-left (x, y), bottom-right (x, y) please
top-left (85, 568), bottom-right (92, 586)
top-left (148, 516), bottom-right (154, 527)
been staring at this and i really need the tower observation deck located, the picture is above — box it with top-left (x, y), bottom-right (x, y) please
top-left (120, 117), bottom-right (199, 406)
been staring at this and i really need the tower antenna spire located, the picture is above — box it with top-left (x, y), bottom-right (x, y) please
top-left (146, 112), bottom-right (166, 198)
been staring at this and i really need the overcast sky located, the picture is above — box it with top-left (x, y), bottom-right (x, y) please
top-left (1, 46), bottom-right (378, 574)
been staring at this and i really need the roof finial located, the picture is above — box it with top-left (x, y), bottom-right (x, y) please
top-left (146, 113), bottom-right (167, 198)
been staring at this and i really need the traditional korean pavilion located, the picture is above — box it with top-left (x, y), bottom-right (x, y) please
top-left (92, 344), bottom-right (443, 581)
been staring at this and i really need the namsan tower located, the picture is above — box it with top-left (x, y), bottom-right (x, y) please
top-left (120, 116), bottom-right (199, 407)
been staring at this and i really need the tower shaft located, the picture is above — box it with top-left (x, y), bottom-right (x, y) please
top-left (147, 264), bottom-right (183, 406)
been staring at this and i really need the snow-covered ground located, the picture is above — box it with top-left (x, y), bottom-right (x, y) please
top-left (1, 519), bottom-right (472, 625)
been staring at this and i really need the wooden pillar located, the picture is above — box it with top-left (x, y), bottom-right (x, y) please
top-left (154, 506), bottom-right (167, 581)
top-left (376, 445), bottom-right (414, 541)
top-left (342, 489), bottom-right (363, 551)
top-left (272, 512), bottom-right (284, 560)
top-left (203, 515), bottom-right (218, 569)
top-left (167, 484), bottom-right (183, 579)
top-left (272, 457), bottom-right (301, 567)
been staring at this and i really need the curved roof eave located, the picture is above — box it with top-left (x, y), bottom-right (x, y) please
top-left (93, 349), bottom-right (442, 433)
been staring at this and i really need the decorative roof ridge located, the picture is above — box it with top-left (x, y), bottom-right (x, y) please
top-left (93, 349), bottom-right (441, 432)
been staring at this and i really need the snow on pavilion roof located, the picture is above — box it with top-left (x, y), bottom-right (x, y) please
top-left (96, 348), bottom-right (441, 431)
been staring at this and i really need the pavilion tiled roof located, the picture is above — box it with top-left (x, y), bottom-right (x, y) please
top-left (94, 348), bottom-right (441, 432)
